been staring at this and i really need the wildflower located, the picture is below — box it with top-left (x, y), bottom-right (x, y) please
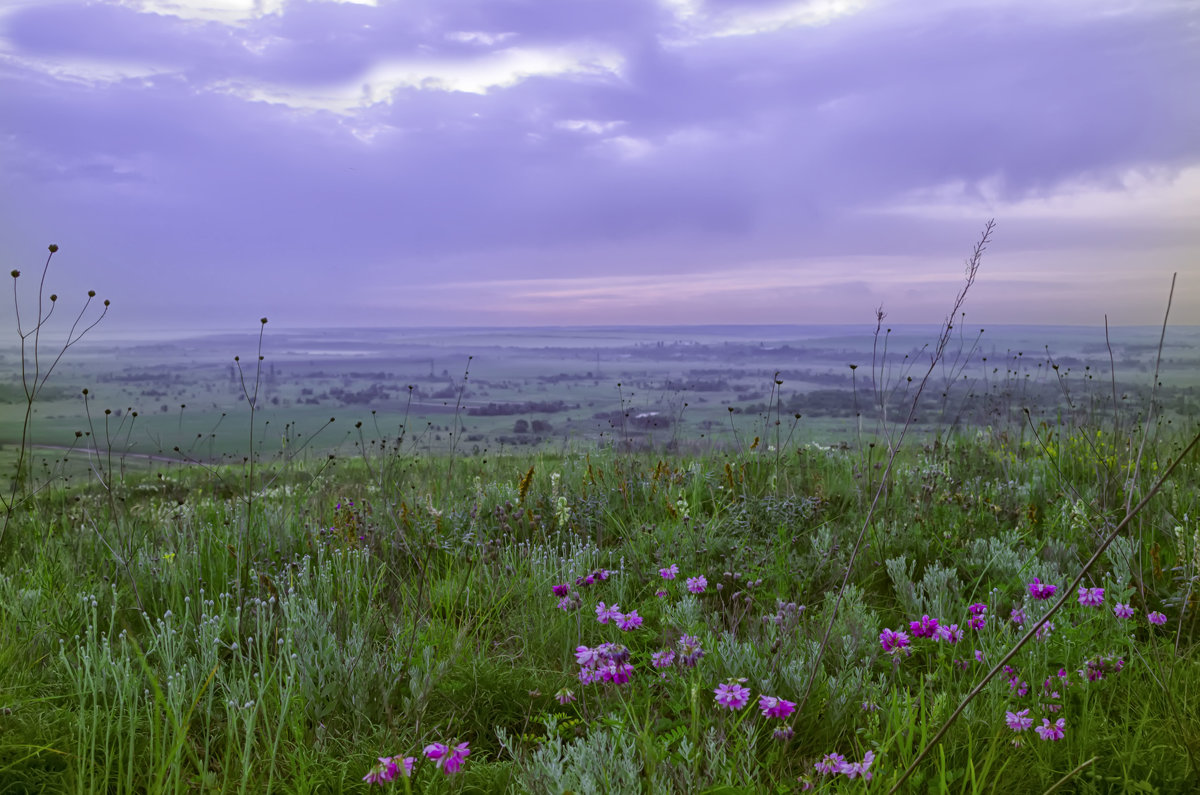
top-left (556, 596), bottom-right (575, 611)
top-left (552, 583), bottom-right (571, 597)
top-left (940, 624), bottom-right (963, 643)
top-left (879, 628), bottom-right (910, 652)
top-left (1035, 621), bottom-right (1054, 641)
top-left (1010, 607), bottom-right (1027, 626)
top-left (686, 575), bottom-right (707, 594)
top-left (651, 649), bottom-right (675, 668)
top-left (1035, 718), bottom-right (1065, 741)
top-left (968, 614), bottom-right (986, 630)
top-left (1077, 586), bottom-right (1104, 607)
top-left (659, 564), bottom-right (679, 580)
top-left (363, 756), bottom-right (408, 784)
top-left (596, 602), bottom-right (621, 624)
top-left (814, 752), bottom-right (847, 775)
top-left (1114, 603), bottom-right (1135, 619)
top-left (678, 634), bottom-right (704, 667)
top-left (1148, 611), bottom-right (1167, 625)
top-left (578, 666), bottom-right (602, 685)
top-left (842, 750), bottom-right (875, 780)
top-left (773, 725), bottom-right (795, 741)
top-left (425, 741), bottom-right (470, 774)
top-left (909, 615), bottom-right (939, 638)
top-left (616, 610), bottom-right (643, 631)
top-left (1005, 708), bottom-right (1033, 732)
top-left (555, 687), bottom-right (575, 705)
top-left (601, 661), bottom-right (634, 684)
top-left (575, 645), bottom-right (601, 666)
top-left (1028, 578), bottom-right (1057, 600)
top-left (655, 589), bottom-right (668, 598)
top-left (441, 742), bottom-right (470, 774)
top-left (974, 649), bottom-right (985, 663)
top-left (759, 695), bottom-right (796, 719)
top-left (713, 680), bottom-right (751, 710)
top-left (968, 602), bottom-right (988, 616)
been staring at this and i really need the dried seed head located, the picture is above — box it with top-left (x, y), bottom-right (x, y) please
top-left (88, 290), bottom-right (96, 297)
top-left (10, 270), bottom-right (18, 278)
top-left (48, 244), bottom-right (59, 252)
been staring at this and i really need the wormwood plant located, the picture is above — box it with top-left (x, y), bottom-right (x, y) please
top-left (2, 244), bottom-right (108, 551)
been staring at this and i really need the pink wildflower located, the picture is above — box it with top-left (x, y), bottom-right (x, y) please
top-left (1148, 611), bottom-right (1167, 625)
top-left (651, 649), bottom-right (675, 668)
top-left (909, 615), bottom-right (939, 638)
top-left (659, 564), bottom-right (679, 580)
top-left (814, 752), bottom-right (847, 775)
top-left (842, 750), bottom-right (875, 780)
top-left (575, 645), bottom-right (601, 666)
top-left (758, 695), bottom-right (796, 719)
top-left (596, 602), bottom-right (621, 624)
top-left (1005, 708), bottom-right (1033, 732)
top-left (1035, 718), bottom-right (1065, 741)
top-left (686, 575), bottom-right (707, 594)
top-left (1077, 586), bottom-right (1104, 607)
top-left (552, 583), bottom-right (570, 597)
top-left (555, 687), bottom-right (575, 705)
top-left (713, 680), bottom-right (751, 710)
top-left (1114, 603), bottom-right (1135, 619)
top-left (616, 610), bottom-right (643, 631)
top-left (1028, 578), bottom-right (1057, 600)
top-left (879, 628), bottom-right (910, 652)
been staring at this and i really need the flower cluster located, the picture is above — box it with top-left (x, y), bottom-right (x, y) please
top-left (575, 643), bottom-right (634, 685)
top-left (812, 750), bottom-right (876, 781)
top-left (1027, 578), bottom-right (1057, 600)
top-left (425, 741), bottom-right (471, 775)
top-left (551, 569), bottom-right (613, 611)
top-left (595, 601), bottom-right (643, 630)
top-left (363, 756), bottom-right (414, 785)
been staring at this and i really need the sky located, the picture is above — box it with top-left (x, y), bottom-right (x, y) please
top-left (1, 0), bottom-right (1198, 335)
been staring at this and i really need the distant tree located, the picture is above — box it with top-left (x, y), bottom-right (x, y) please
top-left (531, 419), bottom-right (552, 433)
top-left (513, 419), bottom-right (529, 434)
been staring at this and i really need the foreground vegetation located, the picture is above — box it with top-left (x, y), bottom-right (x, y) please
top-left (3, 237), bottom-right (1199, 792)
top-left (1, 414), bottom-right (1198, 792)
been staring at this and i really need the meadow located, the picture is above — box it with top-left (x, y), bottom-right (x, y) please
top-left (2, 244), bottom-right (1200, 793)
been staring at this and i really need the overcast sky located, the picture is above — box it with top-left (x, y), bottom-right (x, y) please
top-left (2, 0), bottom-right (1197, 335)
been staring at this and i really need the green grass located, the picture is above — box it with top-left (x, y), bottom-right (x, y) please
top-left (1, 414), bottom-right (1198, 793)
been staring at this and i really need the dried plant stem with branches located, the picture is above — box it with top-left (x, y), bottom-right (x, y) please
top-left (2, 245), bottom-right (108, 550)
top-left (796, 219), bottom-right (994, 716)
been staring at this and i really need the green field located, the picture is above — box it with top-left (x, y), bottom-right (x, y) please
top-left (2, 320), bottom-right (1199, 792)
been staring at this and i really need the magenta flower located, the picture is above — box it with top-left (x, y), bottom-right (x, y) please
top-left (879, 628), bottom-right (910, 652)
top-left (424, 743), bottom-right (448, 762)
top-left (1010, 607), bottom-right (1027, 625)
top-left (655, 589), bottom-right (668, 598)
top-left (1148, 610), bottom-right (1167, 625)
top-left (909, 615), bottom-right (939, 638)
top-left (678, 634), bottom-right (704, 667)
top-left (713, 680), bottom-right (751, 710)
top-left (1035, 718), bottom-right (1065, 741)
top-left (555, 687), bottom-right (575, 705)
top-left (968, 602), bottom-right (988, 616)
top-left (814, 752), bottom-right (847, 775)
top-left (759, 695), bottom-right (797, 719)
top-left (1035, 621), bottom-right (1054, 641)
top-left (601, 661), bottom-right (634, 684)
top-left (841, 750), bottom-right (875, 780)
top-left (552, 583), bottom-right (571, 597)
top-left (596, 601), bottom-right (621, 624)
top-left (575, 645), bottom-right (601, 666)
top-left (1005, 708), bottom-right (1033, 732)
top-left (1114, 603), bottom-right (1135, 619)
top-left (1028, 578), bottom-right (1057, 600)
top-left (441, 742), bottom-right (470, 774)
top-left (686, 575), bottom-right (707, 594)
top-left (651, 649), bottom-right (675, 668)
top-left (659, 564), bottom-right (679, 580)
top-left (364, 756), bottom-right (407, 784)
top-left (616, 610), bottom-right (643, 631)
top-left (1077, 586), bottom-right (1104, 607)
top-left (968, 613), bottom-right (986, 630)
